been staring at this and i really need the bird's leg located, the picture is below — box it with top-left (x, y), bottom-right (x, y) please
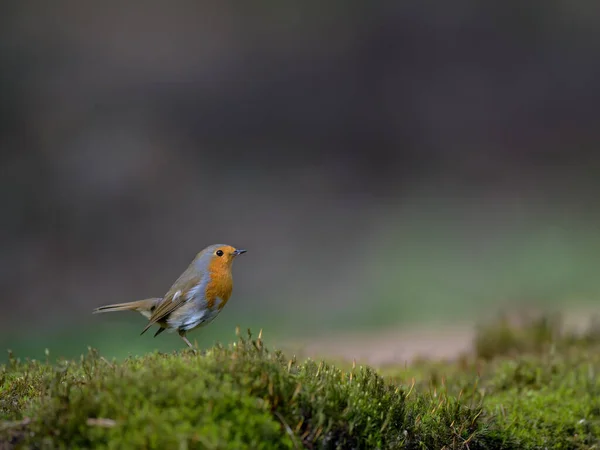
top-left (178, 330), bottom-right (195, 351)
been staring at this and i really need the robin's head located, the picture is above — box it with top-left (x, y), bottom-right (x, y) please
top-left (196, 244), bottom-right (246, 272)
top-left (211, 244), bottom-right (246, 265)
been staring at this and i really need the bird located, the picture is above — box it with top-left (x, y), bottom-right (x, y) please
top-left (93, 244), bottom-right (246, 348)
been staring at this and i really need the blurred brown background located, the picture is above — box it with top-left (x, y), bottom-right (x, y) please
top-left (2, 2), bottom-right (600, 361)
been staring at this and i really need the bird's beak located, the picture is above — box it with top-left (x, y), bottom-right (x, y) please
top-left (233, 249), bottom-right (247, 256)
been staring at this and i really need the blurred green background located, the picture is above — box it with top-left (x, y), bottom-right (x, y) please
top-left (1, 2), bottom-right (599, 363)
top-left (4, 202), bottom-right (599, 362)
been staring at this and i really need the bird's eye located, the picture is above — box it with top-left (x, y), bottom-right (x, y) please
top-left (216, 250), bottom-right (224, 257)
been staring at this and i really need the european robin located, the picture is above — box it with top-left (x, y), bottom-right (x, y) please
top-left (93, 244), bottom-right (246, 348)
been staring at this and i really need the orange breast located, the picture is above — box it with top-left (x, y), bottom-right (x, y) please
top-left (205, 259), bottom-right (233, 310)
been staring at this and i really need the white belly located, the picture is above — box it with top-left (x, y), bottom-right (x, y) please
top-left (168, 297), bottom-right (224, 332)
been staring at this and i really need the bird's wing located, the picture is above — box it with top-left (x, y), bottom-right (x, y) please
top-left (140, 276), bottom-right (202, 335)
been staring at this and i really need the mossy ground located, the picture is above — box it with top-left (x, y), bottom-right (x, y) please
top-left (2, 316), bottom-right (600, 449)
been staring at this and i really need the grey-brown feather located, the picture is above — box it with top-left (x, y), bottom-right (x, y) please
top-left (92, 298), bottom-right (163, 319)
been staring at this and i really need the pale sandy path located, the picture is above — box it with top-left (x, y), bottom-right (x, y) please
top-left (283, 307), bottom-right (597, 367)
top-left (285, 325), bottom-right (474, 367)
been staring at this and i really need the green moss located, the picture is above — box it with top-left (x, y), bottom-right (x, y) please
top-left (382, 315), bottom-right (600, 450)
top-left (4, 316), bottom-right (600, 449)
top-left (0, 352), bottom-right (54, 421)
top-left (474, 314), bottom-right (560, 360)
top-left (484, 351), bottom-right (600, 449)
top-left (1, 331), bottom-right (498, 449)
top-left (473, 312), bottom-right (600, 361)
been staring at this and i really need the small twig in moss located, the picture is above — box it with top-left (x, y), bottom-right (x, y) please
top-left (86, 418), bottom-right (117, 428)
top-left (100, 357), bottom-right (115, 368)
top-left (0, 417), bottom-right (31, 430)
top-left (274, 410), bottom-right (299, 450)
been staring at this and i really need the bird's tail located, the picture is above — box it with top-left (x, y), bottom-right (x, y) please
top-left (93, 298), bottom-right (162, 319)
